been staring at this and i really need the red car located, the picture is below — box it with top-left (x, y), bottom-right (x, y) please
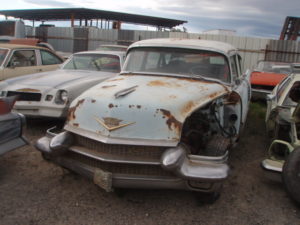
top-left (251, 61), bottom-right (292, 99)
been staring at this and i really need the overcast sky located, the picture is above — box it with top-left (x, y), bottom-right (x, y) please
top-left (1, 0), bottom-right (299, 38)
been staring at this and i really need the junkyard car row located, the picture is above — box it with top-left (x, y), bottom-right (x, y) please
top-left (0, 50), bottom-right (125, 118)
top-left (0, 39), bottom-right (299, 203)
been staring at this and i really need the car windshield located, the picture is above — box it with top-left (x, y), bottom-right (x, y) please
top-left (256, 61), bottom-right (291, 74)
top-left (0, 48), bottom-right (8, 66)
top-left (63, 53), bottom-right (121, 72)
top-left (123, 47), bottom-right (230, 82)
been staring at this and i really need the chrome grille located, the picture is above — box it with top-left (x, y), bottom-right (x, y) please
top-left (7, 91), bottom-right (41, 101)
top-left (75, 135), bottom-right (166, 161)
top-left (66, 151), bottom-right (173, 177)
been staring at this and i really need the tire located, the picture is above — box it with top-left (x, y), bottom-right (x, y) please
top-left (195, 191), bottom-right (220, 205)
top-left (282, 147), bottom-right (300, 204)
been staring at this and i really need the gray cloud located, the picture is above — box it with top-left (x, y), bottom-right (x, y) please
top-left (23, 0), bottom-right (77, 8)
top-left (19, 0), bottom-right (300, 38)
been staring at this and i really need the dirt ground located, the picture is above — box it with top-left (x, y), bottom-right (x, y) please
top-left (1, 103), bottom-right (300, 225)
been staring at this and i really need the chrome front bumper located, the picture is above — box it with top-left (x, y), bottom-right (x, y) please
top-left (35, 128), bottom-right (229, 192)
top-left (13, 103), bottom-right (67, 118)
top-left (261, 159), bottom-right (283, 182)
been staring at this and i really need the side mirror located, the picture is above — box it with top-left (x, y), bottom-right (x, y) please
top-left (266, 94), bottom-right (276, 101)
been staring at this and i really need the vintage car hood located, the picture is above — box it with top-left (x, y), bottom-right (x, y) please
top-left (3, 70), bottom-right (114, 90)
top-left (251, 71), bottom-right (287, 86)
top-left (65, 75), bottom-right (230, 146)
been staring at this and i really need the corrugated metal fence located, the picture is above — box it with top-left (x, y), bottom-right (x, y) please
top-left (26, 27), bottom-right (300, 71)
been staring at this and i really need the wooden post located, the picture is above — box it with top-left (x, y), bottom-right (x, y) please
top-left (71, 13), bottom-right (75, 27)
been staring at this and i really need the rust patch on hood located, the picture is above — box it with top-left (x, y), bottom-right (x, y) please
top-left (147, 80), bottom-right (181, 88)
top-left (67, 99), bottom-right (85, 122)
top-left (160, 109), bottom-right (182, 133)
top-left (226, 92), bottom-right (240, 104)
top-left (181, 101), bottom-right (196, 116)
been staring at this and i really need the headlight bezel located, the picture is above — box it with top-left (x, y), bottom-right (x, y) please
top-left (55, 90), bottom-right (68, 104)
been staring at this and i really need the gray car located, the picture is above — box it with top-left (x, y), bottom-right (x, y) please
top-left (0, 51), bottom-right (125, 118)
top-left (0, 96), bottom-right (27, 155)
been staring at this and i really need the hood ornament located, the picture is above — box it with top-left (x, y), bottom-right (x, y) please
top-left (114, 85), bottom-right (138, 99)
top-left (94, 116), bottom-right (135, 131)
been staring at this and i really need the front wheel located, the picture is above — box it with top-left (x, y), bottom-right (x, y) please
top-left (282, 147), bottom-right (300, 204)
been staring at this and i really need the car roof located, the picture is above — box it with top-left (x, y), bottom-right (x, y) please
top-left (0, 43), bottom-right (48, 50)
top-left (74, 50), bottom-right (126, 56)
top-left (128, 38), bottom-right (237, 55)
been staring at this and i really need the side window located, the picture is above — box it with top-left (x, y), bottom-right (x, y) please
top-left (230, 55), bottom-right (238, 79)
top-left (40, 50), bottom-right (63, 65)
top-left (237, 55), bottom-right (243, 75)
top-left (8, 50), bottom-right (36, 67)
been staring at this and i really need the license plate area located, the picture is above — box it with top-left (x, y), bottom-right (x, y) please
top-left (93, 168), bottom-right (113, 192)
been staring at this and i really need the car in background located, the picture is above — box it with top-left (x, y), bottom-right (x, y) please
top-left (0, 44), bottom-right (64, 81)
top-left (96, 44), bottom-right (128, 51)
top-left (0, 50), bottom-right (125, 119)
top-left (250, 61), bottom-right (292, 99)
top-left (0, 96), bottom-right (27, 155)
top-left (35, 38), bottom-right (251, 200)
top-left (262, 64), bottom-right (300, 204)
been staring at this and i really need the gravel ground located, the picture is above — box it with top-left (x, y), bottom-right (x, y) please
top-left (0, 103), bottom-right (300, 225)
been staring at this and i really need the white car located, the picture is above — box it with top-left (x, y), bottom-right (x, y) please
top-left (0, 44), bottom-right (64, 80)
top-left (35, 39), bottom-right (251, 199)
top-left (0, 51), bottom-right (125, 118)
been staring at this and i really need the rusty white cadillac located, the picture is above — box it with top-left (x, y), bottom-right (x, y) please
top-left (35, 39), bottom-right (251, 199)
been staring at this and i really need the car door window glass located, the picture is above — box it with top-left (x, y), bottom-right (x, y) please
top-left (8, 50), bottom-right (36, 67)
top-left (0, 49), bottom-right (8, 66)
top-left (230, 55), bottom-right (238, 80)
top-left (40, 50), bottom-right (63, 65)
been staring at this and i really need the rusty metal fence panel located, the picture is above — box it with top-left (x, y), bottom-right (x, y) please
top-left (133, 30), bottom-right (169, 42)
top-left (47, 27), bottom-right (74, 53)
top-left (88, 28), bottom-right (118, 50)
top-left (265, 40), bottom-right (300, 63)
top-left (26, 27), bottom-right (300, 71)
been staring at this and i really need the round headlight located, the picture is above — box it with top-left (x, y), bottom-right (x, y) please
top-left (60, 90), bottom-right (68, 102)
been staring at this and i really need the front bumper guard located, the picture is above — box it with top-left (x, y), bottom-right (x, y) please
top-left (35, 127), bottom-right (230, 191)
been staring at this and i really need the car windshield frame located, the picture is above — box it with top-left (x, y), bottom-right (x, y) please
top-left (122, 47), bottom-right (230, 83)
top-left (0, 48), bottom-right (8, 67)
top-left (62, 53), bottom-right (121, 72)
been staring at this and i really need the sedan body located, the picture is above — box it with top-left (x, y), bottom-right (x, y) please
top-left (263, 66), bottom-right (300, 203)
top-left (0, 51), bottom-right (125, 118)
top-left (250, 61), bottom-right (291, 99)
top-left (0, 44), bottom-right (64, 81)
top-left (35, 39), bottom-right (251, 196)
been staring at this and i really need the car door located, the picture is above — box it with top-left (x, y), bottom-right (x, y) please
top-left (230, 53), bottom-right (251, 124)
top-left (37, 49), bottom-right (63, 72)
top-left (2, 49), bottom-right (42, 80)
